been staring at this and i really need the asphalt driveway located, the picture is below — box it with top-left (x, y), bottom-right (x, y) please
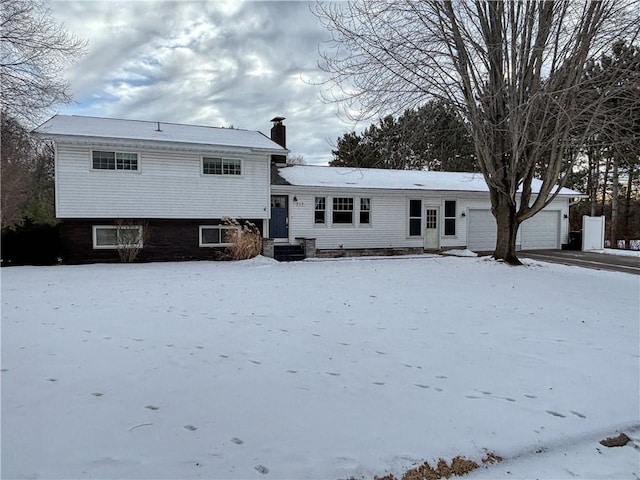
top-left (519, 250), bottom-right (640, 275)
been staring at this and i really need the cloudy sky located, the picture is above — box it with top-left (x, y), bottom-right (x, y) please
top-left (49, 1), bottom-right (356, 165)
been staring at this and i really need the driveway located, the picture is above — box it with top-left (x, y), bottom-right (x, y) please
top-left (519, 250), bottom-right (640, 275)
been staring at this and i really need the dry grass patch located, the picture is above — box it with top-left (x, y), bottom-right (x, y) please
top-left (370, 452), bottom-right (502, 480)
top-left (222, 217), bottom-right (262, 260)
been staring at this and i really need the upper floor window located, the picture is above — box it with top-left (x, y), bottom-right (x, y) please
top-left (315, 197), bottom-right (326, 224)
top-left (444, 200), bottom-right (456, 236)
top-left (333, 197), bottom-right (354, 224)
top-left (203, 157), bottom-right (241, 175)
top-left (360, 198), bottom-right (371, 225)
top-left (92, 151), bottom-right (138, 171)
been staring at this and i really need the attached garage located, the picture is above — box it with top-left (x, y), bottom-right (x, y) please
top-left (467, 209), bottom-right (497, 252)
top-left (521, 210), bottom-right (561, 250)
top-left (467, 209), bottom-right (561, 251)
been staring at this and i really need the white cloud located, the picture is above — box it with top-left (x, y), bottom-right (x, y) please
top-left (49, 0), bottom-right (365, 164)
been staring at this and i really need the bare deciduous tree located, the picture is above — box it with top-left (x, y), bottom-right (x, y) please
top-left (315, 1), bottom-right (639, 264)
top-left (1, 0), bottom-right (86, 124)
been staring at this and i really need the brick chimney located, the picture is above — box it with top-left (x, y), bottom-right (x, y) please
top-left (270, 116), bottom-right (287, 165)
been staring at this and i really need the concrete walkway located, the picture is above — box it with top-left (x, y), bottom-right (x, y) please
top-left (520, 250), bottom-right (640, 276)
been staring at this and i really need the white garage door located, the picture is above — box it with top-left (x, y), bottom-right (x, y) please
top-left (467, 209), bottom-right (497, 252)
top-left (521, 210), bottom-right (560, 250)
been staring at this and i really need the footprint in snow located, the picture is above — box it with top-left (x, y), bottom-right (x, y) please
top-left (219, 354), bottom-right (229, 359)
top-left (286, 370), bottom-right (298, 374)
top-left (525, 394), bottom-right (537, 399)
top-left (546, 410), bottom-right (566, 418)
top-left (436, 375), bottom-right (447, 379)
top-left (325, 372), bottom-right (340, 376)
top-left (570, 410), bottom-right (586, 419)
top-left (373, 382), bottom-right (385, 386)
top-left (47, 378), bottom-right (58, 382)
top-left (465, 395), bottom-right (481, 399)
top-left (1, 369), bottom-right (8, 372)
top-left (231, 437), bottom-right (244, 445)
top-left (249, 360), bottom-right (262, 365)
top-left (312, 333), bottom-right (321, 337)
top-left (145, 405), bottom-right (159, 410)
top-left (195, 346), bottom-right (204, 349)
top-left (375, 351), bottom-right (386, 355)
top-left (184, 425), bottom-right (197, 431)
top-left (255, 465), bottom-right (269, 474)
top-left (91, 392), bottom-right (103, 397)
top-left (338, 342), bottom-right (350, 346)
top-left (414, 384), bottom-right (430, 389)
top-left (434, 388), bottom-right (444, 392)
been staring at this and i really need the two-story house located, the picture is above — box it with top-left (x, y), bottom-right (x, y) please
top-left (36, 115), bottom-right (288, 263)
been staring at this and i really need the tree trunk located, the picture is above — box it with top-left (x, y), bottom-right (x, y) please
top-left (492, 193), bottom-right (522, 265)
top-left (610, 153), bottom-right (619, 248)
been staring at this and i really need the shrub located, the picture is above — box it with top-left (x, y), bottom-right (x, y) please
top-left (115, 220), bottom-right (148, 263)
top-left (221, 217), bottom-right (262, 260)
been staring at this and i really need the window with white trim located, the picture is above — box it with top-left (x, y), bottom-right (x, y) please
top-left (315, 197), bottom-right (326, 224)
top-left (409, 199), bottom-right (422, 236)
top-left (92, 151), bottom-right (138, 171)
top-left (202, 157), bottom-right (241, 175)
top-left (199, 225), bottom-right (240, 246)
top-left (360, 198), bottom-right (371, 225)
top-left (444, 200), bottom-right (456, 236)
top-left (93, 225), bottom-right (143, 249)
top-left (332, 197), bottom-right (354, 224)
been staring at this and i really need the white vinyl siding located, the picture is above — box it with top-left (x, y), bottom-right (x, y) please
top-left (56, 144), bottom-right (270, 219)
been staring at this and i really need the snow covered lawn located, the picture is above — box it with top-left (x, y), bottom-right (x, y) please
top-left (2, 256), bottom-right (639, 479)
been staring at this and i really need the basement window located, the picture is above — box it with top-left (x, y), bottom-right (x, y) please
top-left (199, 225), bottom-right (240, 247)
top-left (93, 225), bottom-right (143, 249)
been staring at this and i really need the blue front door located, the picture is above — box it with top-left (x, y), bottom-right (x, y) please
top-left (270, 195), bottom-right (288, 238)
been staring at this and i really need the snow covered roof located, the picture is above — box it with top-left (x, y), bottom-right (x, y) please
top-left (277, 165), bottom-right (584, 196)
top-left (35, 115), bottom-right (286, 152)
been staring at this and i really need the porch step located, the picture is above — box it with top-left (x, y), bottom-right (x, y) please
top-left (274, 245), bottom-right (305, 262)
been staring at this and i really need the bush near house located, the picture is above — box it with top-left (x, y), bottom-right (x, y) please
top-left (221, 217), bottom-right (263, 260)
top-left (1, 222), bottom-right (61, 266)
